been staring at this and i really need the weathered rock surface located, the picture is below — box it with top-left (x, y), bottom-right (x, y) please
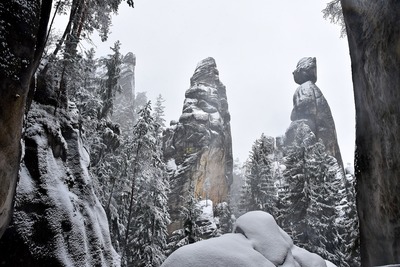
top-left (0, 1), bottom-right (51, 238)
top-left (111, 52), bottom-right (136, 135)
top-left (286, 57), bottom-right (343, 168)
top-left (342, 1), bottom-right (400, 265)
top-left (163, 57), bottom-right (233, 233)
top-left (0, 103), bottom-right (119, 266)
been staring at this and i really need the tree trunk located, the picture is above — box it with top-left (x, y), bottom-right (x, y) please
top-left (0, 0), bottom-right (52, 238)
top-left (341, 1), bottom-right (400, 265)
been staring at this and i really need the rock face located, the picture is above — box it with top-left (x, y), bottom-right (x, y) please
top-left (163, 57), bottom-right (233, 233)
top-left (287, 57), bottom-right (343, 168)
top-left (111, 52), bottom-right (136, 135)
top-left (161, 211), bottom-right (334, 267)
top-left (342, 1), bottom-right (400, 265)
top-left (0, 103), bottom-right (119, 266)
top-left (0, 1), bottom-right (51, 238)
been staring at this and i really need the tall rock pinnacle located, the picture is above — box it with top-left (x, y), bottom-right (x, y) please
top-left (163, 57), bottom-right (233, 233)
top-left (286, 57), bottom-right (343, 168)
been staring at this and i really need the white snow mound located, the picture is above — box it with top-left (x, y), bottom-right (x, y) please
top-left (161, 211), bottom-right (334, 267)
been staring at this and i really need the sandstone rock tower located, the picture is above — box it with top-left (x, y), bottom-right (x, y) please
top-left (285, 57), bottom-right (343, 167)
top-left (163, 57), bottom-right (233, 232)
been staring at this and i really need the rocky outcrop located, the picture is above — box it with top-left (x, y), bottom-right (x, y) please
top-left (0, 1), bottom-right (51, 238)
top-left (0, 103), bottom-right (119, 266)
top-left (286, 57), bottom-right (343, 168)
top-left (163, 57), bottom-right (233, 233)
top-left (342, 1), bottom-right (400, 265)
top-left (111, 52), bottom-right (136, 135)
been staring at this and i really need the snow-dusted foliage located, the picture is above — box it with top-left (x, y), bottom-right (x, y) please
top-left (153, 94), bottom-right (167, 134)
top-left (0, 103), bottom-right (119, 266)
top-left (120, 102), bottom-right (170, 267)
top-left (214, 201), bottom-right (234, 235)
top-left (238, 120), bottom-right (358, 265)
top-left (230, 158), bottom-right (246, 217)
top-left (167, 182), bottom-right (202, 253)
top-left (280, 122), bottom-right (347, 265)
top-left (336, 173), bottom-right (360, 267)
top-left (167, 198), bottom-right (232, 254)
top-left (162, 211), bottom-right (335, 267)
top-left (240, 134), bottom-right (278, 216)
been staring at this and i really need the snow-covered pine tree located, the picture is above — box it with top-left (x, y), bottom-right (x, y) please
top-left (181, 181), bottom-right (202, 245)
top-left (281, 141), bottom-right (309, 244)
top-left (153, 94), bottom-right (166, 135)
top-left (122, 101), bottom-right (170, 266)
top-left (81, 43), bottom-right (123, 209)
top-left (166, 181), bottom-right (202, 254)
top-left (98, 41), bottom-right (122, 119)
top-left (337, 172), bottom-right (360, 267)
top-left (128, 107), bottom-right (170, 266)
top-left (133, 92), bottom-right (148, 123)
top-left (241, 134), bottom-right (277, 216)
top-left (303, 141), bottom-right (342, 264)
top-left (281, 123), bottom-right (344, 265)
top-left (230, 158), bottom-right (246, 217)
top-left (75, 48), bottom-right (100, 117)
top-left (214, 202), bottom-right (234, 235)
top-left (238, 160), bottom-right (252, 214)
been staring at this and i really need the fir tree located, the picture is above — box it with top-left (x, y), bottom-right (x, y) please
top-left (129, 131), bottom-right (170, 266)
top-left (153, 94), bottom-right (166, 135)
top-left (181, 182), bottom-right (202, 245)
top-left (303, 141), bottom-right (342, 264)
top-left (166, 181), bottom-right (202, 254)
top-left (122, 101), bottom-right (170, 267)
top-left (337, 173), bottom-right (360, 267)
top-left (241, 134), bottom-right (277, 216)
top-left (281, 123), bottom-right (344, 265)
top-left (99, 41), bottom-right (123, 119)
top-left (230, 158), bottom-right (246, 217)
top-left (281, 141), bottom-right (309, 243)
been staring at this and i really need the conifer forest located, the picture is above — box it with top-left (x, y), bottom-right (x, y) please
top-left (1, 1), bottom-right (400, 266)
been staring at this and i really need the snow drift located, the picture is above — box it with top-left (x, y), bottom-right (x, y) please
top-left (162, 211), bottom-right (335, 267)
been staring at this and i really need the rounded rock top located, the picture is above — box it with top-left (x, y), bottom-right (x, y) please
top-left (293, 57), bottom-right (317, 85)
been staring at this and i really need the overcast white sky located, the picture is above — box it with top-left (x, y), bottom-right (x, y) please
top-left (85, 0), bottom-right (354, 165)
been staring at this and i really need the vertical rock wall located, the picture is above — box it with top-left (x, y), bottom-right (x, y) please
top-left (0, 103), bottom-right (119, 266)
top-left (0, 0), bottom-right (50, 238)
top-left (342, 1), bottom-right (400, 265)
top-left (163, 57), bottom-right (233, 233)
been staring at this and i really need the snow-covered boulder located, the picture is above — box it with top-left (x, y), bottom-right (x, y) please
top-left (163, 233), bottom-right (274, 267)
top-left (161, 211), bottom-right (333, 267)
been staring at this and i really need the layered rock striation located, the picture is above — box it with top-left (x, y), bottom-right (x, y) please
top-left (286, 57), bottom-right (343, 168)
top-left (163, 57), bottom-right (233, 233)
